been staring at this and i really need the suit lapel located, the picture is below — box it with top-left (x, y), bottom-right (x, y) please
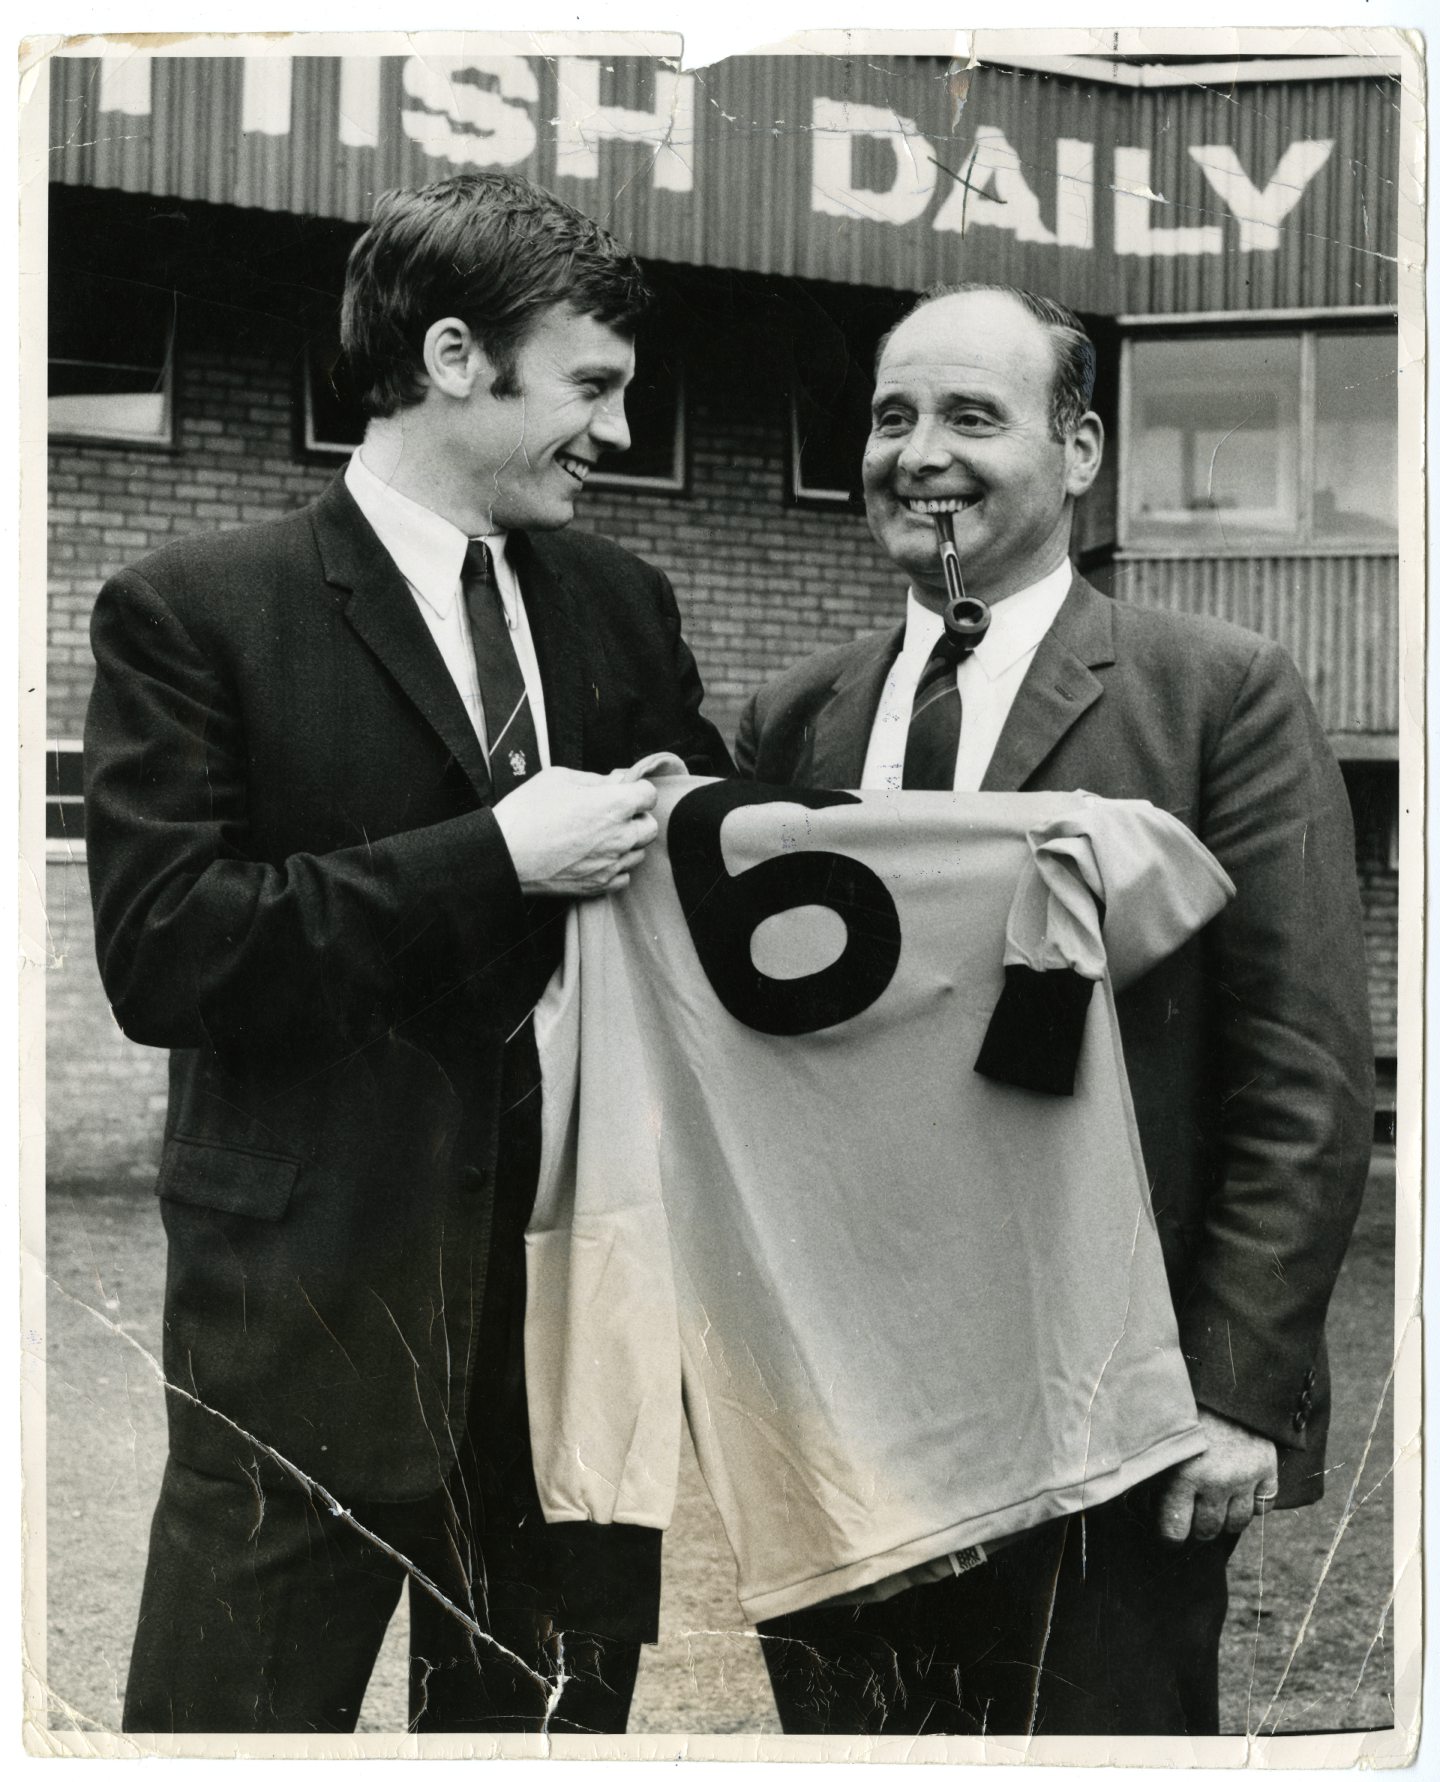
top-left (311, 474), bottom-right (493, 800)
top-left (800, 576), bottom-right (1114, 795)
top-left (508, 532), bottom-right (586, 770)
top-left (805, 626), bottom-right (904, 789)
top-left (981, 575), bottom-right (1116, 792)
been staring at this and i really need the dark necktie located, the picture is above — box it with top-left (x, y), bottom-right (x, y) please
top-left (901, 632), bottom-right (970, 791)
top-left (460, 538), bottom-right (542, 802)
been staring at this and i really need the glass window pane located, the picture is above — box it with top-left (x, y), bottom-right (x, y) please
top-left (1126, 335), bottom-right (1301, 547)
top-left (49, 362), bottom-right (169, 442)
top-left (1314, 331), bottom-right (1398, 544)
top-left (44, 747), bottom-right (84, 799)
top-left (46, 801), bottom-right (85, 843)
top-left (48, 271), bottom-right (174, 444)
top-left (792, 335), bottom-right (872, 504)
top-left (303, 339), bottom-right (365, 455)
top-left (47, 389), bottom-right (169, 441)
top-left (46, 746), bottom-right (87, 846)
top-left (590, 333), bottom-right (686, 490)
top-left (50, 273), bottom-right (172, 366)
top-left (789, 289), bottom-right (911, 506)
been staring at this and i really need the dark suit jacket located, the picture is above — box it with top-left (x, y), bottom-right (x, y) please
top-left (85, 473), bottom-right (731, 1517)
top-left (736, 575), bottom-right (1373, 1507)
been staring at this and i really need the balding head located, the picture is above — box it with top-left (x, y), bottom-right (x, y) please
top-left (863, 286), bottom-right (1104, 607)
top-left (878, 283), bottom-right (1096, 442)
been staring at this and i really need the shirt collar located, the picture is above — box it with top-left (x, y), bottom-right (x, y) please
top-left (901, 559), bottom-right (1074, 680)
top-left (345, 449), bottom-right (510, 617)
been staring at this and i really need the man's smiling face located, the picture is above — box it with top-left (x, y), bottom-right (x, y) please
top-left (862, 290), bottom-right (1100, 608)
top-left (460, 301), bottom-right (634, 532)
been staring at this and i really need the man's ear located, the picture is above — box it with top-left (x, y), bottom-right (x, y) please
top-left (421, 317), bottom-right (489, 400)
top-left (1064, 411), bottom-right (1105, 500)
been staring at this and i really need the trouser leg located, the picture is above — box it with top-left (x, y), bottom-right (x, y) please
top-left (1028, 1488), bottom-right (1240, 1735)
top-left (125, 1030), bottom-right (651, 1737)
top-left (760, 1489), bottom-right (1239, 1738)
top-left (122, 1445), bottom-right (646, 1738)
top-left (122, 1455), bottom-right (405, 1734)
top-left (408, 1582), bottom-right (642, 1735)
top-left (398, 1382), bottom-right (645, 1737)
top-left (759, 1525), bottom-right (1068, 1736)
top-left (404, 1039), bottom-right (647, 1735)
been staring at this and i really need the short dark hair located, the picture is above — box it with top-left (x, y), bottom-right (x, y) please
top-left (341, 173), bottom-right (650, 418)
top-left (877, 282), bottom-right (1096, 441)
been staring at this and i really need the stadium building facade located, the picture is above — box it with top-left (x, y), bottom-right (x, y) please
top-left (42, 47), bottom-right (1404, 1177)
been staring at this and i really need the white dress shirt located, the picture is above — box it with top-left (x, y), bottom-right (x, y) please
top-left (861, 560), bottom-right (1074, 793)
top-left (344, 449), bottom-right (552, 770)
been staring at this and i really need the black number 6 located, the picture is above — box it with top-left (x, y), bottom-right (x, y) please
top-left (668, 781), bottom-right (902, 1036)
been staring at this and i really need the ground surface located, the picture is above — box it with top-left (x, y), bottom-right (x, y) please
top-left (36, 1155), bottom-right (1398, 1741)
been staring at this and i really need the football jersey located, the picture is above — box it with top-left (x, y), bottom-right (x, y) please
top-left (526, 767), bottom-right (1233, 1621)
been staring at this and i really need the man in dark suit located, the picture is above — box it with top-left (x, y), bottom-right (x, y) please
top-left (84, 172), bottom-right (730, 1735)
top-left (738, 284), bottom-right (1372, 1737)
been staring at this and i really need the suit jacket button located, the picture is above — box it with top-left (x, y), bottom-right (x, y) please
top-left (1303, 1367), bottom-right (1317, 1388)
top-left (458, 1165), bottom-right (486, 1193)
top-left (1293, 1409), bottom-right (1308, 1431)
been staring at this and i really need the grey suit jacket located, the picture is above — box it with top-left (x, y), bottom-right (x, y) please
top-left (737, 574), bottom-right (1374, 1507)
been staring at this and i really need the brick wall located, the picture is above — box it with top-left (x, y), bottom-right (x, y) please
top-left (48, 340), bottom-right (338, 742)
top-left (44, 280), bottom-right (1400, 1179)
top-left (48, 300), bottom-right (903, 747)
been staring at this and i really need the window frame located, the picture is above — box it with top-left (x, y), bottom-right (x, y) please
top-left (787, 388), bottom-right (861, 508)
top-left (47, 301), bottom-right (179, 452)
top-left (783, 286), bottom-right (913, 512)
top-left (1125, 361), bottom-right (1300, 535)
top-left (297, 337), bottom-right (364, 463)
top-left (1118, 313), bottom-right (1398, 556)
top-left (44, 740), bottom-right (85, 861)
top-left (588, 357), bottom-right (689, 496)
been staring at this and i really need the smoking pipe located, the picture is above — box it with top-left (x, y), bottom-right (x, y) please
top-left (932, 510), bottom-right (991, 653)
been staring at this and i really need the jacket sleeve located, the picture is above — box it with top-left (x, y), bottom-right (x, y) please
top-left (84, 567), bottom-right (533, 1065)
top-left (1176, 639), bottom-right (1374, 1449)
top-left (733, 690), bottom-right (761, 780)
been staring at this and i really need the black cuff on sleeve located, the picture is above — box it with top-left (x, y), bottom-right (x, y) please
top-left (974, 964), bottom-right (1095, 1096)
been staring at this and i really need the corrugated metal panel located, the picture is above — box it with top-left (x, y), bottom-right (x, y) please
top-left (700, 55), bottom-right (963, 290)
top-left (50, 53), bottom-right (1398, 313)
top-left (1111, 553), bottom-right (1399, 733)
top-left (1124, 77), bottom-right (1399, 312)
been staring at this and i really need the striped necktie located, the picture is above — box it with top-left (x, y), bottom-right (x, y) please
top-left (902, 632), bottom-right (971, 792)
top-left (460, 539), bottom-right (541, 801)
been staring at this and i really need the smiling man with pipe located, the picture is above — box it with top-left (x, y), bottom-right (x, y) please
top-left (737, 283), bottom-right (1372, 1737)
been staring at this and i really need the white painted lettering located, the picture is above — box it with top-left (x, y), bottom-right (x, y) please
top-left (933, 126), bottom-right (1056, 243)
top-left (1112, 146), bottom-right (1223, 257)
top-left (241, 57), bottom-right (293, 138)
top-left (96, 54), bottom-right (152, 118)
top-left (1055, 138), bottom-right (1096, 250)
top-left (555, 59), bottom-right (694, 193)
top-left (811, 99), bottom-right (934, 227)
top-left (1188, 141), bottom-right (1334, 250)
top-left (338, 57), bottom-right (381, 150)
top-left (401, 58), bottom-right (538, 168)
